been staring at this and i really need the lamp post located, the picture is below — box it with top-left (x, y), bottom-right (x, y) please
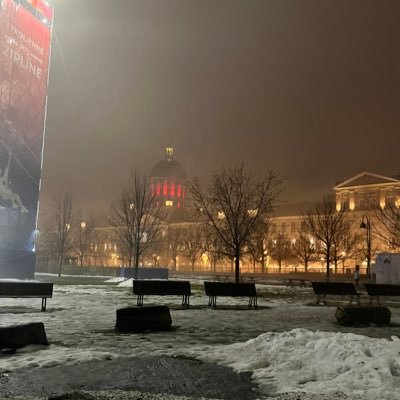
top-left (78, 221), bottom-right (86, 267)
top-left (360, 215), bottom-right (372, 279)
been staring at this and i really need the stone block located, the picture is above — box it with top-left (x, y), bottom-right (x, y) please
top-left (0, 322), bottom-right (49, 350)
top-left (335, 305), bottom-right (391, 326)
top-left (115, 306), bottom-right (172, 333)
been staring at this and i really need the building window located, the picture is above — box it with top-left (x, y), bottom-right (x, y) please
top-left (290, 221), bottom-right (296, 233)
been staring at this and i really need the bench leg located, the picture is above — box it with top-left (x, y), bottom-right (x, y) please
top-left (316, 294), bottom-right (326, 305)
top-left (137, 295), bottom-right (143, 307)
top-left (248, 296), bottom-right (258, 309)
top-left (182, 295), bottom-right (190, 309)
top-left (41, 297), bottom-right (47, 312)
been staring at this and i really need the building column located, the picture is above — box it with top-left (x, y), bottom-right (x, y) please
top-left (336, 193), bottom-right (342, 211)
top-left (349, 191), bottom-right (355, 211)
top-left (380, 189), bottom-right (386, 209)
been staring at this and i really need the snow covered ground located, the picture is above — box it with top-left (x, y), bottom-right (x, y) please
top-left (1, 275), bottom-right (400, 399)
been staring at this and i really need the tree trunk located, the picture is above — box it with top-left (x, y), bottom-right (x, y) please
top-left (278, 261), bottom-right (282, 274)
top-left (326, 248), bottom-right (330, 279)
top-left (173, 258), bottom-right (177, 271)
top-left (58, 254), bottom-right (63, 277)
top-left (261, 252), bottom-right (266, 274)
top-left (134, 249), bottom-right (140, 280)
top-left (304, 260), bottom-right (308, 272)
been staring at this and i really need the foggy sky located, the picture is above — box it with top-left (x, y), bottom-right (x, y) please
top-left (39, 0), bottom-right (400, 221)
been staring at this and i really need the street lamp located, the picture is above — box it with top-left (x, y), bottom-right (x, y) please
top-left (360, 215), bottom-right (372, 279)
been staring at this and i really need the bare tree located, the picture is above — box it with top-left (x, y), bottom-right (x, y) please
top-left (203, 226), bottom-right (226, 272)
top-left (189, 165), bottom-right (283, 283)
top-left (53, 193), bottom-right (73, 276)
top-left (167, 225), bottom-right (183, 271)
top-left (301, 195), bottom-right (352, 278)
top-left (291, 227), bottom-right (316, 272)
top-left (71, 216), bottom-right (95, 267)
top-left (110, 171), bottom-right (167, 279)
top-left (331, 228), bottom-right (361, 273)
top-left (181, 223), bottom-right (204, 271)
top-left (267, 232), bottom-right (293, 273)
top-left (248, 218), bottom-right (271, 273)
top-left (373, 202), bottom-right (400, 251)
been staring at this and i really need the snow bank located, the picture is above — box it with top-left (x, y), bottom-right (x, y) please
top-left (118, 278), bottom-right (134, 287)
top-left (187, 328), bottom-right (400, 399)
top-left (105, 277), bottom-right (127, 283)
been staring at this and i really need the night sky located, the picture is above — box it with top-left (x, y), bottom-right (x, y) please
top-left (39, 0), bottom-right (400, 221)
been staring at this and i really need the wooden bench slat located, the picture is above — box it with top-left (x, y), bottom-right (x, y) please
top-left (311, 282), bottom-right (360, 305)
top-left (0, 282), bottom-right (53, 311)
top-left (204, 282), bottom-right (257, 308)
top-left (364, 283), bottom-right (400, 305)
top-left (133, 280), bottom-right (191, 308)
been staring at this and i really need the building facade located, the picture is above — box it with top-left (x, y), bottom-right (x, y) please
top-left (37, 149), bottom-right (400, 275)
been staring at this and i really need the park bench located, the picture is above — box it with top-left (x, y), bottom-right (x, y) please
top-left (0, 282), bottom-right (53, 311)
top-left (364, 283), bottom-right (400, 305)
top-left (133, 280), bottom-right (191, 308)
top-left (311, 281), bottom-right (360, 305)
top-left (204, 281), bottom-right (258, 308)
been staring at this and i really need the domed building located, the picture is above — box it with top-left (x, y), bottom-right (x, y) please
top-left (150, 147), bottom-right (187, 210)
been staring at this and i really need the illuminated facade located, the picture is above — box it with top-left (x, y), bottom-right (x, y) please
top-left (37, 166), bottom-right (400, 275)
top-left (334, 172), bottom-right (400, 212)
top-left (0, 0), bottom-right (53, 278)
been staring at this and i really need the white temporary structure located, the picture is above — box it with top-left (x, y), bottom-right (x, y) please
top-left (375, 253), bottom-right (400, 284)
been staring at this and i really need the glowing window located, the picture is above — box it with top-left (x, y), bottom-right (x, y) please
top-left (171, 183), bottom-right (175, 197)
top-left (163, 182), bottom-right (168, 196)
top-left (165, 200), bottom-right (173, 207)
top-left (156, 183), bottom-right (161, 196)
top-left (177, 184), bottom-right (181, 197)
top-left (177, 202), bottom-right (181, 208)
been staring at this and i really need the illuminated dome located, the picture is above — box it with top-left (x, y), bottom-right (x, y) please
top-left (150, 147), bottom-right (186, 179)
top-left (150, 148), bottom-right (187, 210)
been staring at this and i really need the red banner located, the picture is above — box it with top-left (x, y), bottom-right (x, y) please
top-left (0, 0), bottom-right (52, 256)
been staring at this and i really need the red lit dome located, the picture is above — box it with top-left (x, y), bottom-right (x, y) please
top-left (150, 148), bottom-right (187, 210)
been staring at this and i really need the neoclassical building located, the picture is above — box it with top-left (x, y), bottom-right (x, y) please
top-left (334, 172), bottom-right (400, 212)
top-left (47, 151), bottom-right (399, 274)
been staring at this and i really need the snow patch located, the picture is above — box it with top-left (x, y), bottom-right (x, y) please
top-left (184, 328), bottom-right (400, 399)
top-left (118, 278), bottom-right (134, 287)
